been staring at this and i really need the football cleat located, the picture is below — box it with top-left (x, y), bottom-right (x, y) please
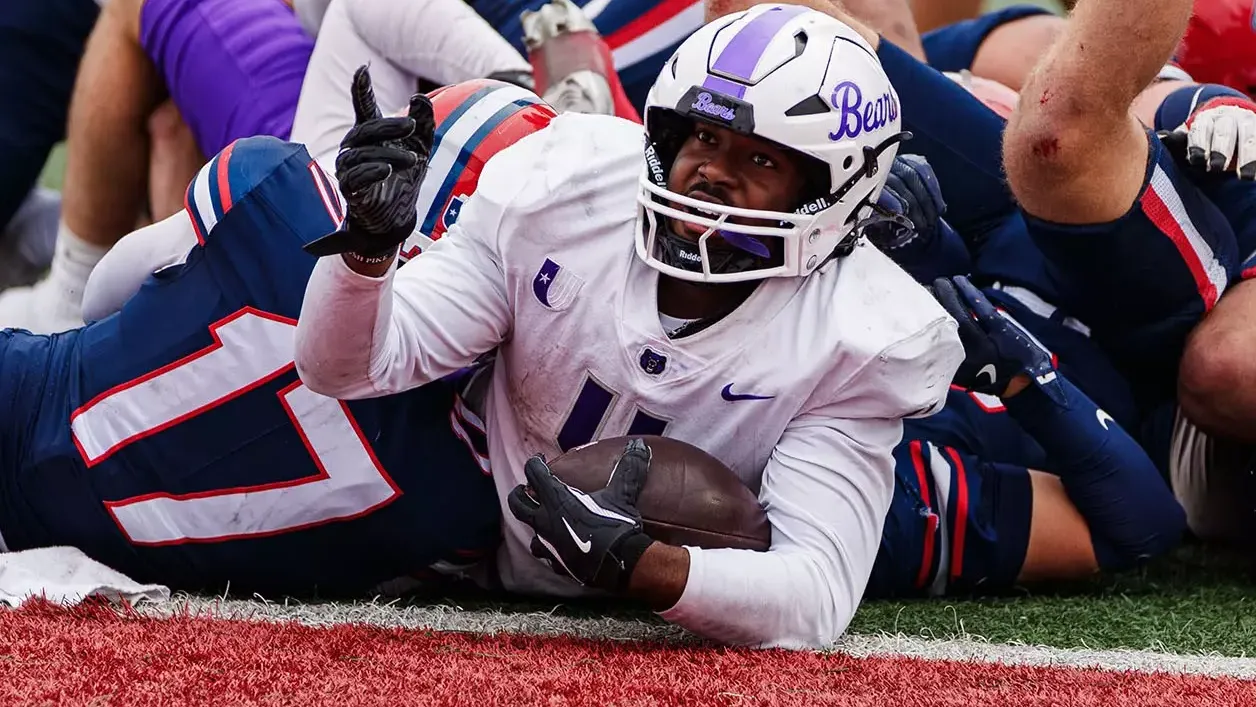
top-left (522, 0), bottom-right (616, 116)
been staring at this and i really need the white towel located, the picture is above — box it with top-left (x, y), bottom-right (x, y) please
top-left (0, 546), bottom-right (169, 608)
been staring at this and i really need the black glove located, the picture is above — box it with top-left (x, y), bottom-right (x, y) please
top-left (865, 155), bottom-right (956, 251)
top-left (931, 275), bottom-right (1066, 405)
top-left (507, 438), bottom-right (655, 592)
top-left (304, 65), bottom-right (436, 258)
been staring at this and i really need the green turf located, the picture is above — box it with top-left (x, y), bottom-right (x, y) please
top-left (397, 544), bottom-right (1256, 657)
top-left (40, 143), bottom-right (67, 191)
top-left (848, 544), bottom-right (1256, 656)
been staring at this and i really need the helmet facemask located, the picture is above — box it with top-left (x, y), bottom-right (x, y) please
top-left (634, 5), bottom-right (909, 283)
top-left (637, 100), bottom-right (909, 283)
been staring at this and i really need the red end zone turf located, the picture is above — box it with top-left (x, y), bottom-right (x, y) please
top-left (0, 600), bottom-right (1249, 706)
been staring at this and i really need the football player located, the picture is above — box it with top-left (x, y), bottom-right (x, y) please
top-left (295, 7), bottom-right (965, 648)
top-left (0, 80), bottom-right (554, 598)
top-left (863, 158), bottom-right (1183, 596)
top-left (872, 276), bottom-right (1184, 597)
top-left (775, 0), bottom-right (1256, 546)
top-left (0, 0), bottom-right (315, 333)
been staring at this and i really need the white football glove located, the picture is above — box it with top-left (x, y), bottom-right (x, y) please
top-left (1173, 97), bottom-right (1256, 180)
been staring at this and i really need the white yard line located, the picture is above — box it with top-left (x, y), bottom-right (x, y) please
top-left (835, 633), bottom-right (1256, 680)
top-left (132, 594), bottom-right (1256, 680)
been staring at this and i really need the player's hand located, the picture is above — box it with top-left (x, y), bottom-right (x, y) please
top-left (1167, 96), bottom-right (1256, 180)
top-left (865, 155), bottom-right (958, 251)
top-left (304, 65), bottom-right (436, 258)
top-left (507, 438), bottom-right (654, 592)
top-left (930, 276), bottom-right (1066, 405)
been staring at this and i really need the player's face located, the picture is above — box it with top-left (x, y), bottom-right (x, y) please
top-left (666, 122), bottom-right (807, 245)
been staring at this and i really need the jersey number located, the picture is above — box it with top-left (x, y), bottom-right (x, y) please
top-left (69, 308), bottom-right (400, 546)
top-left (557, 376), bottom-right (669, 451)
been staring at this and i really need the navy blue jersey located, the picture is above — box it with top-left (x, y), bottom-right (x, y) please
top-left (0, 137), bottom-right (500, 596)
top-left (869, 286), bottom-right (1141, 598)
top-left (1189, 168), bottom-right (1256, 279)
top-left (468, 0), bottom-right (700, 111)
top-left (921, 4), bottom-right (1054, 74)
top-left (1022, 132), bottom-right (1239, 406)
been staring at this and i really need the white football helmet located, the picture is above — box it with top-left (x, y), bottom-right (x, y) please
top-left (636, 4), bottom-right (906, 282)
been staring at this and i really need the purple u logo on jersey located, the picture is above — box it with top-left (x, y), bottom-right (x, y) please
top-left (533, 258), bottom-right (562, 308)
top-left (532, 257), bottom-right (583, 310)
top-left (827, 81), bottom-right (899, 141)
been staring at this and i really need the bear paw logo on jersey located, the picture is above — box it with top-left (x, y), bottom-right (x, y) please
top-left (532, 257), bottom-right (584, 310)
top-left (827, 81), bottom-right (899, 141)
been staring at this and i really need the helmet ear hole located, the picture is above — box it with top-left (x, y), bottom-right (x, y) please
top-left (842, 155), bottom-right (853, 170)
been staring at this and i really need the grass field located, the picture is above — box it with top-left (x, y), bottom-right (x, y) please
top-left (851, 545), bottom-right (1256, 657)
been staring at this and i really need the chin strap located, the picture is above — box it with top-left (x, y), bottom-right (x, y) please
top-left (654, 227), bottom-right (774, 276)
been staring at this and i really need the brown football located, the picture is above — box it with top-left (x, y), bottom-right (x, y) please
top-left (547, 436), bottom-right (771, 552)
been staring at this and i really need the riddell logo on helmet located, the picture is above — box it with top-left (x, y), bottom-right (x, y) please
top-left (690, 92), bottom-right (738, 122)
top-left (796, 196), bottom-right (833, 215)
top-left (827, 81), bottom-right (899, 141)
top-left (644, 145), bottom-right (666, 186)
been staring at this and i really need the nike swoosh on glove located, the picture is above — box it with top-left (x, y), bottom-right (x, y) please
top-left (304, 65), bottom-right (436, 258)
top-left (507, 438), bottom-right (654, 592)
top-left (1169, 96), bottom-right (1256, 180)
top-left (931, 275), bottom-right (1066, 405)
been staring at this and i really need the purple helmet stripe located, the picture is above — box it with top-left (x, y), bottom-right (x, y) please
top-left (701, 5), bottom-right (810, 97)
top-left (701, 75), bottom-right (748, 99)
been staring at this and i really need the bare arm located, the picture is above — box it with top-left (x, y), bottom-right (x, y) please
top-left (1003, 0), bottom-right (1193, 224)
top-left (294, 168), bottom-right (517, 399)
top-left (837, 0), bottom-right (926, 60)
top-left (706, 0), bottom-right (882, 51)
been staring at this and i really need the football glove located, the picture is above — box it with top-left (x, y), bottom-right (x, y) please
top-left (865, 154), bottom-right (958, 252)
top-left (507, 438), bottom-right (654, 592)
top-left (1164, 96), bottom-right (1256, 180)
top-left (931, 275), bottom-right (1066, 405)
top-left (304, 65), bottom-right (436, 258)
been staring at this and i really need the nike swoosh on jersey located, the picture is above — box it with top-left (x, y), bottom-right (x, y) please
top-left (563, 518), bottom-right (592, 553)
top-left (1096, 409), bottom-right (1114, 430)
top-left (721, 383), bottom-right (775, 401)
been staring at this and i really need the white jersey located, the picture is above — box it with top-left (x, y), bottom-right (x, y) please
top-left (295, 113), bottom-right (963, 648)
